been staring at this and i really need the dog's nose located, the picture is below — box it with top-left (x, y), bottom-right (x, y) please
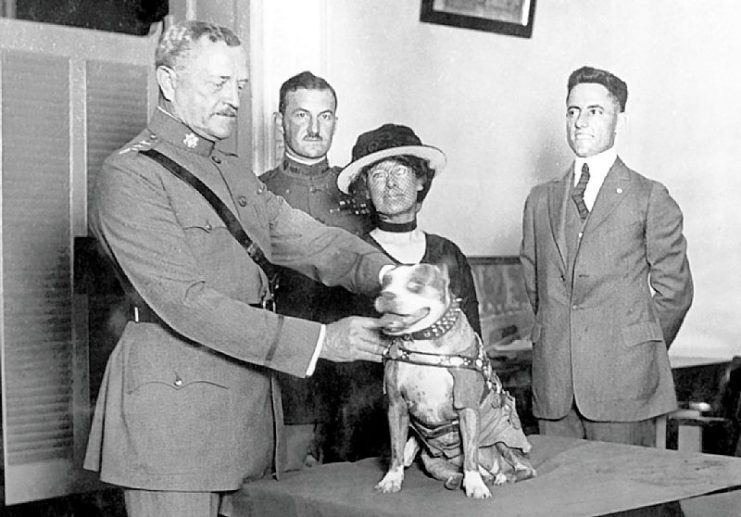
top-left (375, 290), bottom-right (397, 312)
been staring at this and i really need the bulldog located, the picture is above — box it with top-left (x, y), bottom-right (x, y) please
top-left (374, 263), bottom-right (535, 499)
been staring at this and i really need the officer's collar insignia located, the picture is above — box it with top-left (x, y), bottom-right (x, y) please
top-left (183, 132), bottom-right (199, 149)
top-left (282, 157), bottom-right (330, 177)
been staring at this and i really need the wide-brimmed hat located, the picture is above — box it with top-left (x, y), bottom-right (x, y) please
top-left (337, 124), bottom-right (447, 194)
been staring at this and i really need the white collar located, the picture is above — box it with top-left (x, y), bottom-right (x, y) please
top-left (284, 147), bottom-right (327, 166)
top-left (574, 147), bottom-right (617, 186)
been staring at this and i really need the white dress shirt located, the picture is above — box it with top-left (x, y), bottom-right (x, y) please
top-left (574, 147), bottom-right (618, 211)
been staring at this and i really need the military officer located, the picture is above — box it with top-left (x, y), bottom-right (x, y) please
top-left (260, 71), bottom-right (374, 465)
top-left (83, 21), bottom-right (392, 517)
top-left (261, 70), bottom-right (371, 234)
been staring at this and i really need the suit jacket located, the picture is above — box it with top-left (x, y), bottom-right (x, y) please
top-left (83, 107), bottom-right (390, 491)
top-left (520, 157), bottom-right (693, 421)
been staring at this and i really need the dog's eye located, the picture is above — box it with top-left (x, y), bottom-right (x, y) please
top-left (407, 280), bottom-right (424, 293)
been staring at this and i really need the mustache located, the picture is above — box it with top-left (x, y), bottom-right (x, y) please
top-left (215, 108), bottom-right (237, 117)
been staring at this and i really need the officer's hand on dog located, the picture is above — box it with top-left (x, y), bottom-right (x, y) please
top-left (322, 316), bottom-right (387, 363)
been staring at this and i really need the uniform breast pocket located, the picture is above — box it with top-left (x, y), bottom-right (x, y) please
top-left (175, 205), bottom-right (229, 251)
top-left (178, 210), bottom-right (226, 236)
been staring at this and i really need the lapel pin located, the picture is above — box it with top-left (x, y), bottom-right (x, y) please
top-left (617, 188), bottom-right (623, 194)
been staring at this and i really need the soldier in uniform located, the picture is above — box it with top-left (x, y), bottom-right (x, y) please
top-left (83, 21), bottom-right (392, 517)
top-left (260, 72), bottom-right (375, 465)
top-left (261, 71), bottom-right (370, 235)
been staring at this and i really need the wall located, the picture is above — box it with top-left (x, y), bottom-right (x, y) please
top-left (254, 0), bottom-right (741, 358)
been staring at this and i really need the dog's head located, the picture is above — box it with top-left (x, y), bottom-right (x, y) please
top-left (375, 263), bottom-right (452, 335)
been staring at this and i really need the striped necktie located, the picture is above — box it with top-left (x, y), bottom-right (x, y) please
top-left (572, 163), bottom-right (590, 221)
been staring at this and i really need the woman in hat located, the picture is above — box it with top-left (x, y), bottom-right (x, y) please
top-left (322, 124), bottom-right (481, 462)
top-left (337, 123), bottom-right (481, 336)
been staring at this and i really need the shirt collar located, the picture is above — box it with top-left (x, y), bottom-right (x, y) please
top-left (285, 147), bottom-right (327, 166)
top-left (574, 146), bottom-right (617, 185)
top-left (150, 105), bottom-right (216, 157)
top-left (281, 156), bottom-right (331, 177)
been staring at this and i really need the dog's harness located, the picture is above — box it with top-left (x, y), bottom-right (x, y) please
top-left (381, 297), bottom-right (531, 464)
top-left (381, 298), bottom-right (502, 397)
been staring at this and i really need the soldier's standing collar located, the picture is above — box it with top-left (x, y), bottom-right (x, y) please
top-left (281, 157), bottom-right (331, 177)
top-left (150, 107), bottom-right (216, 157)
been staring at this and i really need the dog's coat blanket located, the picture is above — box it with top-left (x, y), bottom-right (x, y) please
top-left (375, 263), bottom-right (535, 498)
top-left (385, 330), bottom-right (531, 463)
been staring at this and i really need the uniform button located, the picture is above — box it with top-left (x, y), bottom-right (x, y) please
top-left (149, 133), bottom-right (157, 140)
top-left (204, 223), bottom-right (212, 231)
top-left (572, 304), bottom-right (579, 310)
top-left (212, 156), bottom-right (222, 164)
top-left (238, 195), bottom-right (248, 207)
top-left (257, 186), bottom-right (264, 194)
top-left (578, 232), bottom-right (583, 239)
top-left (174, 378), bottom-right (183, 387)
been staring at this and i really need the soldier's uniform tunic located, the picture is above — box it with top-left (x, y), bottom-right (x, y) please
top-left (83, 108), bottom-right (388, 490)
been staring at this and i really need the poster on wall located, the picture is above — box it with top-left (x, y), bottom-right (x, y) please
top-left (420, 0), bottom-right (536, 38)
top-left (468, 256), bottom-right (534, 354)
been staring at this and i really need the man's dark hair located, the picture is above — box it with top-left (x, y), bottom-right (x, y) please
top-left (278, 71), bottom-right (337, 114)
top-left (567, 66), bottom-right (628, 112)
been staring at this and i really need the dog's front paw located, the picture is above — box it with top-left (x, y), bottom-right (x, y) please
top-left (375, 468), bottom-right (404, 494)
top-left (514, 465), bottom-right (537, 481)
top-left (463, 471), bottom-right (492, 499)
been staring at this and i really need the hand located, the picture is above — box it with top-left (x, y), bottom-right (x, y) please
top-left (321, 316), bottom-right (388, 363)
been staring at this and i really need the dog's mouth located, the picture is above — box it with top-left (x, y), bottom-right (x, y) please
top-left (379, 307), bottom-right (431, 334)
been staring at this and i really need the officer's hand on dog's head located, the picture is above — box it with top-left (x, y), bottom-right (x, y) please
top-left (321, 316), bottom-right (388, 363)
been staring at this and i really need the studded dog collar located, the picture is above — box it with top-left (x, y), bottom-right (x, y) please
top-left (403, 297), bottom-right (461, 341)
top-left (381, 298), bottom-right (501, 396)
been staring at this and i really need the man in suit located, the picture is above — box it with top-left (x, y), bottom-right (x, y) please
top-left (520, 66), bottom-right (693, 446)
top-left (260, 71), bottom-right (373, 466)
top-left (83, 21), bottom-right (392, 517)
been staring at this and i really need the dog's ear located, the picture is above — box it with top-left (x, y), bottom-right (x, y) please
top-left (438, 263), bottom-right (450, 285)
top-left (434, 263), bottom-right (451, 295)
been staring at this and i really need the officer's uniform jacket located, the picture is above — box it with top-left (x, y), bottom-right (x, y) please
top-left (520, 157), bottom-right (693, 422)
top-left (260, 158), bottom-right (372, 324)
top-left (261, 157), bottom-right (371, 235)
top-left (260, 158), bottom-right (374, 426)
top-left (83, 107), bottom-right (389, 491)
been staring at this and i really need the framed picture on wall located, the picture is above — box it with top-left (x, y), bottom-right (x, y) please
top-left (468, 256), bottom-right (534, 354)
top-left (420, 0), bottom-right (536, 39)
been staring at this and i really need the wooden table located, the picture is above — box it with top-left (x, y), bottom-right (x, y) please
top-left (231, 435), bottom-right (741, 517)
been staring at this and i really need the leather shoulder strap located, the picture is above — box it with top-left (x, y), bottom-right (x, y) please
top-left (140, 148), bottom-right (278, 292)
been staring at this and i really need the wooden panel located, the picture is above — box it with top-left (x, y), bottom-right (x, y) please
top-left (2, 49), bottom-right (72, 464)
top-left (86, 60), bottom-right (149, 214)
top-left (0, 17), bottom-right (159, 506)
top-left (1, 49), bottom-right (79, 503)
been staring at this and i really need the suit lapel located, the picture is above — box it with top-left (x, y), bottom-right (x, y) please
top-left (548, 168), bottom-right (572, 271)
top-left (584, 157), bottom-right (632, 233)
